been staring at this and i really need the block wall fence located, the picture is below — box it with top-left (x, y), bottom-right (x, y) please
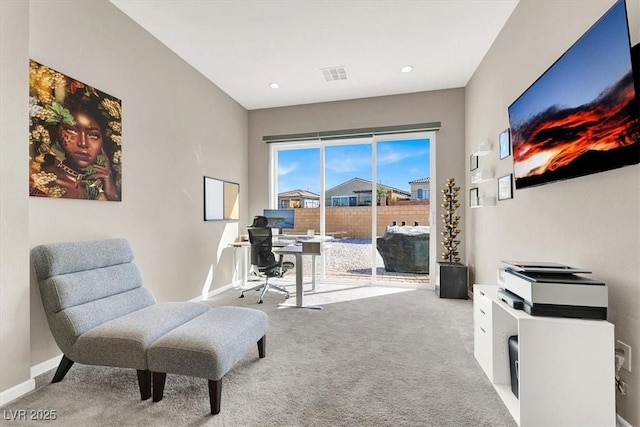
top-left (289, 201), bottom-right (430, 239)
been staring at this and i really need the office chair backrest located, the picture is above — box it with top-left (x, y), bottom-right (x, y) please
top-left (252, 215), bottom-right (269, 227)
top-left (248, 227), bottom-right (277, 268)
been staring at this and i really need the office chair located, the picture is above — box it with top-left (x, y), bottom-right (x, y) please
top-left (239, 220), bottom-right (294, 304)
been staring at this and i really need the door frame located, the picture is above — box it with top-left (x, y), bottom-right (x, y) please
top-left (269, 131), bottom-right (436, 286)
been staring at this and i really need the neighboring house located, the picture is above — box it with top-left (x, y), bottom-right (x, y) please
top-left (409, 177), bottom-right (430, 200)
top-left (277, 189), bottom-right (320, 208)
top-left (325, 177), bottom-right (411, 207)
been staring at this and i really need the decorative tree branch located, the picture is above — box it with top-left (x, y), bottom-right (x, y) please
top-left (440, 178), bottom-right (461, 263)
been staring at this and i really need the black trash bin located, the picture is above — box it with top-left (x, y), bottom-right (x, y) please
top-left (508, 335), bottom-right (519, 398)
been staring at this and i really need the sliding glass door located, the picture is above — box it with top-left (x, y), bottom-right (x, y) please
top-left (323, 140), bottom-right (372, 281)
top-left (274, 145), bottom-right (320, 280)
top-left (271, 132), bottom-right (434, 286)
top-left (374, 135), bottom-right (431, 284)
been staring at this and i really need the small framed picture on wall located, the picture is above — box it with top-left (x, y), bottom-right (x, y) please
top-left (498, 174), bottom-right (513, 200)
top-left (499, 128), bottom-right (511, 160)
top-left (470, 154), bottom-right (478, 171)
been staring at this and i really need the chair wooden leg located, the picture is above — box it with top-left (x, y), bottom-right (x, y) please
top-left (152, 372), bottom-right (166, 402)
top-left (137, 370), bottom-right (152, 400)
top-left (208, 379), bottom-right (222, 415)
top-left (258, 336), bottom-right (266, 358)
top-left (51, 355), bottom-right (74, 383)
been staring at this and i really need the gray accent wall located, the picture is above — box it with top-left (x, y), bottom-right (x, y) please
top-left (465, 0), bottom-right (640, 424)
top-left (1, 0), bottom-right (249, 397)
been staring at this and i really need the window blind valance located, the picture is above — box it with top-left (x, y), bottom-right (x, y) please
top-left (263, 122), bottom-right (441, 143)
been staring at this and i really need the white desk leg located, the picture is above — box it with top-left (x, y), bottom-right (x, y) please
top-left (242, 246), bottom-right (249, 288)
top-left (295, 253), bottom-right (304, 306)
top-left (281, 252), bottom-right (322, 310)
top-left (311, 254), bottom-right (317, 292)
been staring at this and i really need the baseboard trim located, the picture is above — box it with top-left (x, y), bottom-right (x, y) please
top-left (0, 378), bottom-right (35, 407)
top-left (31, 354), bottom-right (62, 378)
top-left (0, 353), bottom-right (64, 407)
top-left (190, 283), bottom-right (235, 302)
top-left (617, 413), bottom-right (633, 427)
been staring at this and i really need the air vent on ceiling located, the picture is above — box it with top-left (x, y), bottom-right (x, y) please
top-left (320, 66), bottom-right (348, 82)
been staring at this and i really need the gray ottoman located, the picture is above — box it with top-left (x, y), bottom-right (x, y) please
top-left (147, 306), bottom-right (268, 415)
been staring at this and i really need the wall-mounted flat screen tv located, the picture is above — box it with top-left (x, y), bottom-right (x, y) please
top-left (508, 0), bottom-right (640, 190)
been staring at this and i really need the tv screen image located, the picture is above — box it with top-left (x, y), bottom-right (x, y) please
top-left (508, 0), bottom-right (640, 190)
top-left (263, 209), bottom-right (295, 229)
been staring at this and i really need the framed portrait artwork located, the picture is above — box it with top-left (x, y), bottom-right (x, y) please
top-left (498, 174), bottom-right (513, 200)
top-left (499, 128), bottom-right (511, 160)
top-left (470, 154), bottom-right (478, 171)
top-left (29, 60), bottom-right (122, 201)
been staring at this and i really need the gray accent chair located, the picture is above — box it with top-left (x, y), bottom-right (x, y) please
top-left (31, 238), bottom-right (268, 415)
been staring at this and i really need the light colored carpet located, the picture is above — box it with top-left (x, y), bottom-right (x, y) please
top-left (1, 287), bottom-right (516, 426)
top-left (274, 281), bottom-right (415, 307)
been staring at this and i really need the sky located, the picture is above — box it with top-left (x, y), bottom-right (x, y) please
top-left (508, 0), bottom-right (633, 127)
top-left (276, 138), bottom-right (430, 194)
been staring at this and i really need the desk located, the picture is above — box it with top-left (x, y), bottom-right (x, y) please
top-left (230, 236), bottom-right (332, 310)
top-left (274, 243), bottom-right (324, 310)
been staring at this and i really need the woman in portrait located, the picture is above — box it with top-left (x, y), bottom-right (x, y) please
top-left (29, 61), bottom-right (122, 201)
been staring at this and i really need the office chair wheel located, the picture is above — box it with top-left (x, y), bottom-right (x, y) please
top-left (239, 294), bottom-right (244, 298)
top-left (258, 300), bottom-right (263, 304)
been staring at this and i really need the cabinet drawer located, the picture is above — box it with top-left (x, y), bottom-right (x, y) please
top-left (475, 304), bottom-right (491, 324)
top-left (474, 321), bottom-right (493, 376)
top-left (474, 288), bottom-right (494, 378)
top-left (475, 318), bottom-right (492, 345)
top-left (475, 291), bottom-right (492, 315)
top-left (474, 295), bottom-right (492, 329)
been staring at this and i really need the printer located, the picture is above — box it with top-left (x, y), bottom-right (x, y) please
top-left (497, 261), bottom-right (607, 320)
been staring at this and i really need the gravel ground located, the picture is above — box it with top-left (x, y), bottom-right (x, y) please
top-left (281, 238), bottom-right (384, 274)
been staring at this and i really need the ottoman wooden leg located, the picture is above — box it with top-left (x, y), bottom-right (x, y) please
top-left (209, 379), bottom-right (222, 415)
top-left (258, 335), bottom-right (266, 358)
top-left (152, 372), bottom-right (167, 402)
top-left (137, 369), bottom-right (152, 400)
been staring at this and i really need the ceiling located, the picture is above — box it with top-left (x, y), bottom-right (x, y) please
top-left (110, 0), bottom-right (519, 110)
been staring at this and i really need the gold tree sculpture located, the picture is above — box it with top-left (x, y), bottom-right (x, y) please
top-left (440, 178), bottom-right (461, 263)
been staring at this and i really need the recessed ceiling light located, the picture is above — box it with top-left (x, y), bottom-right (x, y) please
top-left (269, 83), bottom-right (280, 89)
top-left (401, 65), bottom-right (413, 73)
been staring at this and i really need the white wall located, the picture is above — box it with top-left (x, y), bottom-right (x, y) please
top-left (1, 0), bottom-right (249, 398)
top-left (465, 0), bottom-right (640, 424)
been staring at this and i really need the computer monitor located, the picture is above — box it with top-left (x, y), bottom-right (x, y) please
top-left (262, 208), bottom-right (295, 232)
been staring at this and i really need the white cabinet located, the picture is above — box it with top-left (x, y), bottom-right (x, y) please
top-left (473, 284), bottom-right (615, 427)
